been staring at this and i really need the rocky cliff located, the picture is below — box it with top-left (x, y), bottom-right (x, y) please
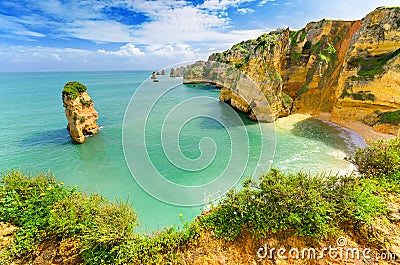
top-left (183, 7), bottom-right (400, 134)
top-left (62, 81), bottom-right (99, 144)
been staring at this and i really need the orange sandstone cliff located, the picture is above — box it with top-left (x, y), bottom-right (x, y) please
top-left (183, 7), bottom-right (400, 136)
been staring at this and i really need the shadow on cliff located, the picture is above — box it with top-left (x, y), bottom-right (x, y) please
top-left (290, 117), bottom-right (357, 152)
top-left (20, 128), bottom-right (73, 147)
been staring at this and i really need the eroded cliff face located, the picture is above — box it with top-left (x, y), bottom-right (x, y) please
top-left (62, 82), bottom-right (99, 144)
top-left (332, 7), bottom-right (400, 134)
top-left (184, 29), bottom-right (291, 122)
top-left (183, 7), bottom-right (400, 134)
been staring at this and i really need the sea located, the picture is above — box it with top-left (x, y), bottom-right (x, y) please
top-left (0, 71), bottom-right (366, 232)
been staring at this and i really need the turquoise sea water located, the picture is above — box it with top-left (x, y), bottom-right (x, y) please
top-left (0, 71), bottom-right (365, 231)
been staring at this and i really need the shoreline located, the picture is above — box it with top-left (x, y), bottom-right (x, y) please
top-left (316, 112), bottom-right (396, 144)
top-left (278, 113), bottom-right (396, 145)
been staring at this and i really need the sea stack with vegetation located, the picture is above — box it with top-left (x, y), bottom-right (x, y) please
top-left (62, 81), bottom-right (99, 144)
top-left (183, 7), bottom-right (400, 138)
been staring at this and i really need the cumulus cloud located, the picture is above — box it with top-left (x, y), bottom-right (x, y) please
top-left (145, 43), bottom-right (197, 59)
top-left (98, 43), bottom-right (145, 56)
top-left (258, 0), bottom-right (275, 6)
top-left (237, 8), bottom-right (255, 14)
top-left (200, 0), bottom-right (256, 10)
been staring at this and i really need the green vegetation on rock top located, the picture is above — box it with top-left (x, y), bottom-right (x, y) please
top-left (62, 81), bottom-right (87, 99)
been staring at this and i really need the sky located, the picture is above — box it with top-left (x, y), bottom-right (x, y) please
top-left (0, 0), bottom-right (399, 71)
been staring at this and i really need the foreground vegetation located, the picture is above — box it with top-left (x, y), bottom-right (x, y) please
top-left (1, 138), bottom-right (399, 264)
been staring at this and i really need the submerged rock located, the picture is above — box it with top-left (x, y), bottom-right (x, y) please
top-left (62, 81), bottom-right (99, 144)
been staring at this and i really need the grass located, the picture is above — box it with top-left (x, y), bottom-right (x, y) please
top-left (1, 138), bottom-right (400, 264)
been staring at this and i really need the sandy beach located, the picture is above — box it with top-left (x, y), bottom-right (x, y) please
top-left (279, 113), bottom-right (396, 144)
top-left (336, 121), bottom-right (396, 143)
top-left (317, 113), bottom-right (396, 144)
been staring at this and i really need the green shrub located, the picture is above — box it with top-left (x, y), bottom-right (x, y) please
top-left (300, 30), bottom-right (307, 42)
top-left (302, 41), bottom-right (312, 53)
top-left (347, 48), bottom-right (400, 80)
top-left (290, 52), bottom-right (302, 63)
top-left (234, 62), bottom-right (244, 69)
top-left (379, 110), bottom-right (400, 125)
top-left (79, 97), bottom-right (92, 106)
top-left (199, 169), bottom-right (386, 240)
top-left (0, 171), bottom-right (72, 258)
top-left (347, 138), bottom-right (400, 178)
top-left (297, 86), bottom-right (309, 97)
top-left (289, 30), bottom-right (300, 46)
top-left (62, 81), bottom-right (87, 99)
top-left (350, 92), bottom-right (375, 101)
top-left (281, 92), bottom-right (293, 109)
top-left (0, 171), bottom-right (198, 264)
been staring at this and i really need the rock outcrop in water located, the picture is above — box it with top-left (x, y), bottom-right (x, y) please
top-left (62, 81), bottom-right (99, 144)
top-left (170, 67), bottom-right (186, 77)
top-left (183, 7), bottom-right (400, 134)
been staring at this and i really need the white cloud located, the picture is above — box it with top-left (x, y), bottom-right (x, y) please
top-left (258, 0), bottom-right (275, 6)
top-left (145, 43), bottom-right (198, 59)
top-left (0, 14), bottom-right (46, 38)
top-left (237, 8), bottom-right (255, 14)
top-left (66, 20), bottom-right (136, 43)
top-left (98, 43), bottom-right (145, 56)
top-left (200, 0), bottom-right (256, 10)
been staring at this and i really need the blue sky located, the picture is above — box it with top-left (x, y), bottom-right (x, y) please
top-left (0, 0), bottom-right (399, 71)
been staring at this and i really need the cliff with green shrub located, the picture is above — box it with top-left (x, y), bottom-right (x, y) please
top-left (183, 7), bottom-right (400, 134)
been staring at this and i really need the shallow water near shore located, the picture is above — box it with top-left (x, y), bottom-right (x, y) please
top-left (0, 71), bottom-right (365, 231)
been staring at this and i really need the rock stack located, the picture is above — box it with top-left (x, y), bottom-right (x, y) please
top-left (62, 81), bottom-right (99, 144)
